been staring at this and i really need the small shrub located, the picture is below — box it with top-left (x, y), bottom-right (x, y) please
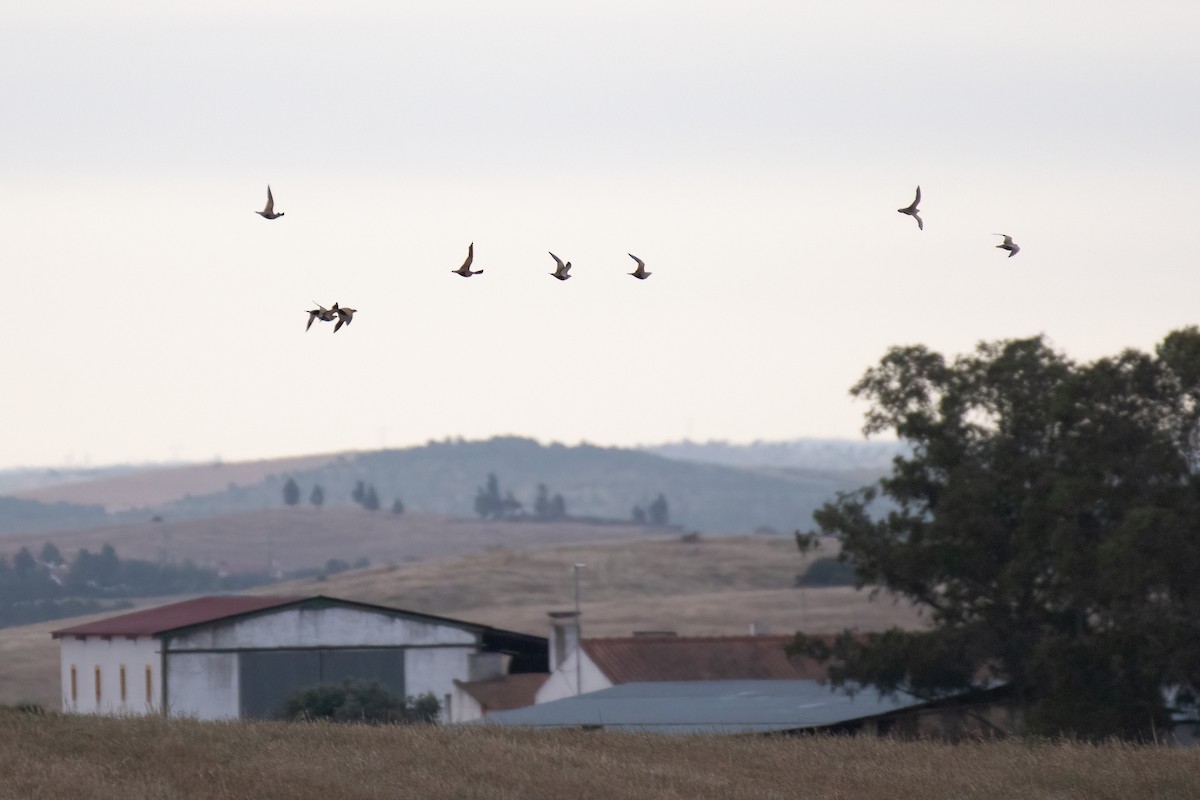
top-left (280, 680), bottom-right (439, 725)
top-left (796, 556), bottom-right (858, 587)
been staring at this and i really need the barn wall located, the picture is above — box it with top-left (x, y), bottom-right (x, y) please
top-left (167, 606), bottom-right (477, 651)
top-left (166, 651), bottom-right (240, 720)
top-left (406, 646), bottom-right (474, 721)
top-left (59, 636), bottom-right (160, 715)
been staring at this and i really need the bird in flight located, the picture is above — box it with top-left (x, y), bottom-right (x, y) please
top-left (993, 234), bottom-right (1021, 258)
top-left (549, 252), bottom-right (572, 281)
top-left (452, 243), bottom-right (483, 277)
top-left (255, 186), bottom-right (284, 220)
top-left (628, 254), bottom-right (651, 280)
top-left (897, 186), bottom-right (923, 231)
top-left (305, 303), bottom-right (336, 331)
top-left (333, 303), bottom-right (356, 332)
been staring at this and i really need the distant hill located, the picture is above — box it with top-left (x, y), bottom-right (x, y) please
top-left (0, 438), bottom-right (892, 537)
top-left (643, 438), bottom-right (906, 472)
top-left (0, 465), bottom-right (147, 496)
top-left (127, 437), bottom-right (881, 534)
top-left (10, 453), bottom-right (343, 512)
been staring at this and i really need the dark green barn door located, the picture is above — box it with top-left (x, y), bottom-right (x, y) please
top-left (239, 649), bottom-right (407, 719)
top-left (239, 650), bottom-right (321, 719)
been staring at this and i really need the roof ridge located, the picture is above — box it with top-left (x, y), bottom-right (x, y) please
top-left (584, 634), bottom-right (799, 644)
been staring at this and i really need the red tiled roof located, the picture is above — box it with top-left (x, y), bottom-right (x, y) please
top-left (580, 635), bottom-right (828, 683)
top-left (455, 673), bottom-right (549, 713)
top-left (51, 595), bottom-right (306, 638)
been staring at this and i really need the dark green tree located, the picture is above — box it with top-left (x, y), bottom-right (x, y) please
top-left (282, 477), bottom-right (301, 507)
top-left (501, 491), bottom-right (522, 518)
top-left (12, 547), bottom-right (37, 578)
top-left (39, 542), bottom-right (63, 566)
top-left (310, 484), bottom-right (325, 509)
top-left (534, 483), bottom-right (551, 519)
top-left (790, 329), bottom-right (1200, 740)
top-left (648, 494), bottom-right (670, 526)
top-left (549, 493), bottom-right (567, 520)
top-left (631, 505), bottom-right (647, 524)
top-left (391, 498), bottom-right (405, 515)
top-left (362, 485), bottom-right (381, 512)
top-left (474, 473), bottom-right (503, 519)
top-left (352, 480), bottom-right (366, 505)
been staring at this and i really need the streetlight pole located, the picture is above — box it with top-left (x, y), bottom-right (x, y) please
top-left (573, 563), bottom-right (586, 695)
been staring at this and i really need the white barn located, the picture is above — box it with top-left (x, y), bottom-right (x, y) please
top-left (51, 595), bottom-right (546, 721)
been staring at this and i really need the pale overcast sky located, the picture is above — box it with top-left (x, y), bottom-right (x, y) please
top-left (2, 2), bottom-right (1198, 468)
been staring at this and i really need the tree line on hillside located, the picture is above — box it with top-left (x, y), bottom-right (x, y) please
top-left (472, 473), bottom-right (670, 526)
top-left (281, 477), bottom-right (405, 515)
top-left (0, 496), bottom-right (109, 536)
top-left (790, 327), bottom-right (1200, 741)
top-left (0, 543), bottom-right (274, 628)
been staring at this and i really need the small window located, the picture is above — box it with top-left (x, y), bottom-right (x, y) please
top-left (119, 665), bottom-right (127, 702)
top-left (95, 666), bottom-right (102, 703)
top-left (70, 666), bottom-right (77, 702)
top-left (145, 665), bottom-right (153, 704)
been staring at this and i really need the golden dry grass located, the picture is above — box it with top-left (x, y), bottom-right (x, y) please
top-left (0, 509), bottom-right (669, 572)
top-left (268, 534), bottom-right (925, 638)
top-left (1, 710), bottom-right (1198, 800)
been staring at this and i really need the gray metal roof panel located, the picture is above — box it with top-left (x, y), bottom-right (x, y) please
top-left (477, 680), bottom-right (929, 734)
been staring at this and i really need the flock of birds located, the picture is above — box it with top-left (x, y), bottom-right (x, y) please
top-left (895, 185), bottom-right (1021, 256)
top-left (257, 183), bottom-right (1019, 333)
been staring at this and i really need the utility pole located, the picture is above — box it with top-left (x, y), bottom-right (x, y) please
top-left (574, 562), bottom-right (586, 695)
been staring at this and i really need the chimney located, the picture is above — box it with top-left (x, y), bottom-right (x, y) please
top-left (468, 652), bottom-right (510, 682)
top-left (547, 610), bottom-right (581, 672)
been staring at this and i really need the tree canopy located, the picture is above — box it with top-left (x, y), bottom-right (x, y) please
top-left (791, 328), bottom-right (1200, 739)
top-left (282, 477), bottom-right (300, 507)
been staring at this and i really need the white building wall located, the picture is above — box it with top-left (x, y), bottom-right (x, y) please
top-left (534, 647), bottom-right (611, 704)
top-left (405, 646), bottom-right (474, 723)
top-left (165, 652), bottom-right (240, 720)
top-left (450, 685), bottom-right (484, 724)
top-left (59, 636), bottom-right (161, 715)
top-left (166, 606), bottom-right (477, 651)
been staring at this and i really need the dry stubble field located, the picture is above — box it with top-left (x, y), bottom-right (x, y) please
top-left (2, 709), bottom-right (1199, 800)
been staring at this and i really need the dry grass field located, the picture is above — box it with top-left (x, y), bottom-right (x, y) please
top-left (0, 535), bottom-right (922, 710)
top-left (0, 508), bottom-right (671, 572)
top-left (2, 709), bottom-right (1198, 800)
top-left (268, 534), bottom-right (925, 637)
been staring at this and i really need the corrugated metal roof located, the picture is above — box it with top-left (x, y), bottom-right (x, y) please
top-left (478, 680), bottom-right (930, 734)
top-left (581, 635), bottom-right (826, 683)
top-left (51, 595), bottom-right (306, 638)
top-left (49, 595), bottom-right (552, 650)
top-left (455, 673), bottom-right (550, 712)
